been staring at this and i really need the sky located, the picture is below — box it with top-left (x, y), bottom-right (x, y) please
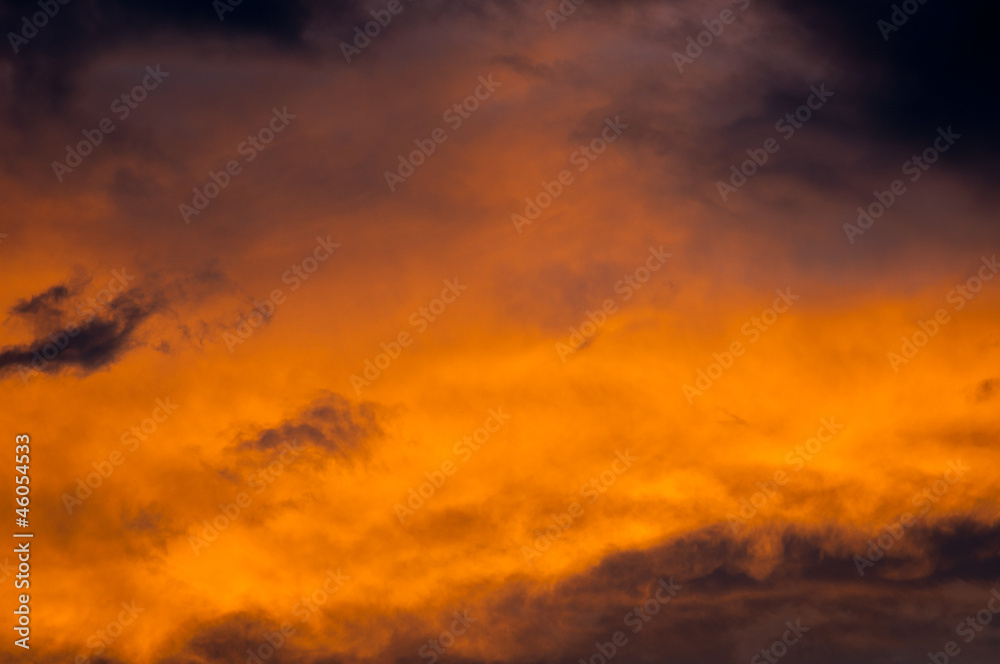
top-left (1, 0), bottom-right (999, 662)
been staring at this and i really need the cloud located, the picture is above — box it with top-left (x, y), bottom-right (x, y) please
top-left (5, 281), bottom-right (80, 334)
top-left (0, 286), bottom-right (161, 378)
top-left (9, 282), bottom-right (72, 316)
top-left (2, 2), bottom-right (998, 663)
top-left (772, 0), bottom-right (1000, 167)
top-left (438, 518), bottom-right (1000, 664)
top-left (0, 0), bottom-right (335, 114)
top-left (974, 379), bottom-right (996, 402)
top-left (237, 391), bottom-right (387, 455)
top-left (81, 516), bottom-right (1000, 664)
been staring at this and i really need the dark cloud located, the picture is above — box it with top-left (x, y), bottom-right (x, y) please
top-left (771, 0), bottom-right (1000, 164)
top-left (152, 613), bottom-right (283, 664)
top-left (0, 0), bottom-right (361, 116)
top-left (0, 286), bottom-right (161, 378)
top-left (451, 518), bottom-right (1000, 664)
top-left (606, 0), bottom-right (1000, 172)
top-left (974, 379), bottom-right (996, 402)
top-left (596, 0), bottom-right (1000, 234)
top-left (162, 261), bottom-right (240, 305)
top-left (238, 391), bottom-right (386, 455)
top-left (118, 517), bottom-right (1000, 664)
top-left (9, 282), bottom-right (71, 316)
top-left (5, 281), bottom-right (80, 334)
